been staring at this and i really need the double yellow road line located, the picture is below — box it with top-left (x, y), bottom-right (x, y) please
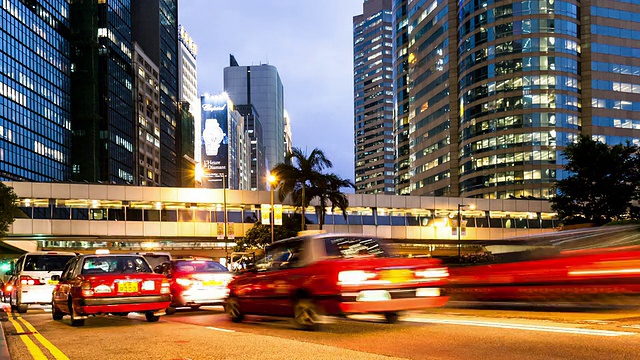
top-left (5, 309), bottom-right (69, 360)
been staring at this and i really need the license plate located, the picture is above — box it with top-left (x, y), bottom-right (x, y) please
top-left (357, 290), bottom-right (391, 302)
top-left (47, 280), bottom-right (59, 285)
top-left (381, 269), bottom-right (413, 284)
top-left (117, 281), bottom-right (138, 293)
top-left (202, 280), bottom-right (223, 287)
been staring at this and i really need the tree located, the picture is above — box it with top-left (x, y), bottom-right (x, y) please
top-left (308, 173), bottom-right (354, 229)
top-left (271, 147), bottom-right (332, 230)
top-left (0, 183), bottom-right (19, 237)
top-left (233, 214), bottom-right (305, 251)
top-left (551, 135), bottom-right (638, 225)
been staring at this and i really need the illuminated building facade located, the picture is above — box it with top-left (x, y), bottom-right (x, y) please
top-left (133, 44), bottom-right (161, 186)
top-left (71, 0), bottom-right (135, 184)
top-left (353, 0), bottom-right (396, 195)
top-left (178, 25), bottom-right (200, 168)
top-left (0, 0), bottom-right (71, 182)
top-left (398, 0), bottom-right (640, 199)
top-left (392, 0), bottom-right (411, 195)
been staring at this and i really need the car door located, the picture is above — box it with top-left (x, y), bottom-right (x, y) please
top-left (54, 258), bottom-right (78, 313)
top-left (255, 240), bottom-right (305, 316)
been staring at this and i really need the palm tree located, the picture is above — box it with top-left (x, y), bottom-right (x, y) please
top-left (271, 147), bottom-right (332, 230)
top-left (309, 173), bottom-right (354, 230)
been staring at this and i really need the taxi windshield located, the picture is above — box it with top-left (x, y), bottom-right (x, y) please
top-left (81, 256), bottom-right (152, 275)
top-left (174, 260), bottom-right (228, 273)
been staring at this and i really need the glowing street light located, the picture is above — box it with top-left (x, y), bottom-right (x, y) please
top-left (268, 174), bottom-right (277, 244)
top-left (457, 203), bottom-right (475, 257)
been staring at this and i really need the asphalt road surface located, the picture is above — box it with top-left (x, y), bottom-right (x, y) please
top-left (3, 303), bottom-right (640, 360)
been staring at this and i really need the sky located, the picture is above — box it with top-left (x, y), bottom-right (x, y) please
top-left (178, 0), bottom-right (363, 184)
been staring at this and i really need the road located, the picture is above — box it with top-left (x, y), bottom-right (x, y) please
top-left (2, 303), bottom-right (640, 360)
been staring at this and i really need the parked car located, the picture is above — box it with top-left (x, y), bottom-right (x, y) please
top-left (52, 252), bottom-right (171, 326)
top-left (9, 251), bottom-right (75, 313)
top-left (155, 259), bottom-right (233, 314)
top-left (225, 233), bottom-right (450, 330)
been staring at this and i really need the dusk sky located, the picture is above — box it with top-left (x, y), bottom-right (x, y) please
top-left (179, 0), bottom-right (363, 184)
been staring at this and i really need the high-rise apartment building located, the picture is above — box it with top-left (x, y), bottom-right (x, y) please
top-left (133, 43), bottom-right (161, 186)
top-left (0, 1), bottom-right (71, 182)
top-left (224, 55), bottom-right (285, 179)
top-left (132, 0), bottom-right (180, 187)
top-left (353, 0), bottom-right (395, 194)
top-left (390, 0), bottom-right (640, 199)
top-left (71, 0), bottom-right (135, 184)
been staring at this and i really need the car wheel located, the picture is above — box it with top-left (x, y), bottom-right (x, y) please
top-left (52, 303), bottom-right (64, 321)
top-left (294, 298), bottom-right (320, 331)
top-left (383, 312), bottom-right (399, 324)
top-left (145, 312), bottom-right (160, 322)
top-left (17, 303), bottom-right (28, 314)
top-left (226, 296), bottom-right (244, 323)
top-left (69, 299), bottom-right (85, 327)
top-left (165, 306), bottom-right (176, 315)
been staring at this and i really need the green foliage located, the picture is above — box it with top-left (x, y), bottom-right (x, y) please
top-left (234, 214), bottom-right (305, 251)
top-left (271, 147), bottom-right (354, 230)
top-left (0, 183), bottom-right (19, 236)
top-left (551, 136), bottom-right (639, 225)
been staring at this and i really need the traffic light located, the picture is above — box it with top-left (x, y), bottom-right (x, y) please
top-left (0, 259), bottom-right (11, 272)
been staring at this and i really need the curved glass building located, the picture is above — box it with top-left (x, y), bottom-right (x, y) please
top-left (396, 0), bottom-right (640, 199)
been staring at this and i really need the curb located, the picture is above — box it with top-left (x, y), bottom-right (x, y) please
top-left (0, 307), bottom-right (10, 360)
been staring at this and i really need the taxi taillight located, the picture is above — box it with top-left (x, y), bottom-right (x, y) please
top-left (20, 276), bottom-right (42, 286)
top-left (81, 281), bottom-right (93, 297)
top-left (160, 279), bottom-right (170, 294)
top-left (414, 267), bottom-right (449, 281)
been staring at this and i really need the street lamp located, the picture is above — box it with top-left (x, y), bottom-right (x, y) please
top-left (268, 174), bottom-right (277, 244)
top-left (457, 203), bottom-right (475, 257)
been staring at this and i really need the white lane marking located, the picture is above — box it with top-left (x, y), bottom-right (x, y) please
top-left (403, 317), bottom-right (636, 337)
top-left (206, 326), bottom-right (235, 333)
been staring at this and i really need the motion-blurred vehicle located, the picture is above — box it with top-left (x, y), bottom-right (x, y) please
top-left (155, 259), bottom-right (233, 314)
top-left (52, 252), bottom-right (170, 326)
top-left (447, 247), bottom-right (640, 305)
top-left (225, 233), bottom-right (449, 330)
top-left (9, 251), bottom-right (75, 313)
top-left (2, 275), bottom-right (16, 303)
top-left (136, 252), bottom-right (172, 269)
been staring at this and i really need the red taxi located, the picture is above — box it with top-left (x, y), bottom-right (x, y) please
top-left (447, 247), bottom-right (640, 304)
top-left (225, 234), bottom-right (449, 330)
top-left (51, 253), bottom-right (170, 326)
top-left (154, 259), bottom-right (233, 314)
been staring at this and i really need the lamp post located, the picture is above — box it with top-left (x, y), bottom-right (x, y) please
top-left (223, 174), bottom-right (228, 255)
top-left (457, 203), bottom-right (475, 257)
top-left (268, 174), bottom-right (277, 244)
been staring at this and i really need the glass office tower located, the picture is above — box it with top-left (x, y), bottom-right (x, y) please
top-left (71, 0), bottom-right (135, 184)
top-left (0, 1), bottom-right (71, 181)
top-left (400, 0), bottom-right (640, 199)
top-left (353, 0), bottom-right (396, 195)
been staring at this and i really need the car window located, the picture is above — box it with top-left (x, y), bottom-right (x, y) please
top-left (324, 237), bottom-right (388, 258)
top-left (174, 260), bottom-right (228, 273)
top-left (81, 256), bottom-right (152, 275)
top-left (140, 254), bottom-right (171, 269)
top-left (24, 255), bottom-right (75, 272)
top-left (255, 241), bottom-right (303, 271)
top-left (60, 258), bottom-right (76, 280)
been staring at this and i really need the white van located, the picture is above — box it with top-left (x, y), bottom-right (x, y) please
top-left (10, 251), bottom-right (75, 313)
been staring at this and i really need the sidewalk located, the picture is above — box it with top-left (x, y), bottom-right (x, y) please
top-left (0, 304), bottom-right (10, 360)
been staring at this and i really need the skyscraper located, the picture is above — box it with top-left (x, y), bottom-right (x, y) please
top-left (132, 0), bottom-right (180, 187)
top-left (0, 1), bottom-right (71, 182)
top-left (224, 55), bottom-right (285, 181)
top-left (235, 104), bottom-right (266, 191)
top-left (392, 0), bottom-right (411, 195)
top-left (178, 25), bottom-right (200, 167)
top-left (396, 0), bottom-right (640, 199)
top-left (353, 0), bottom-right (395, 195)
top-left (133, 43), bottom-right (162, 186)
top-left (71, 0), bottom-right (135, 184)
